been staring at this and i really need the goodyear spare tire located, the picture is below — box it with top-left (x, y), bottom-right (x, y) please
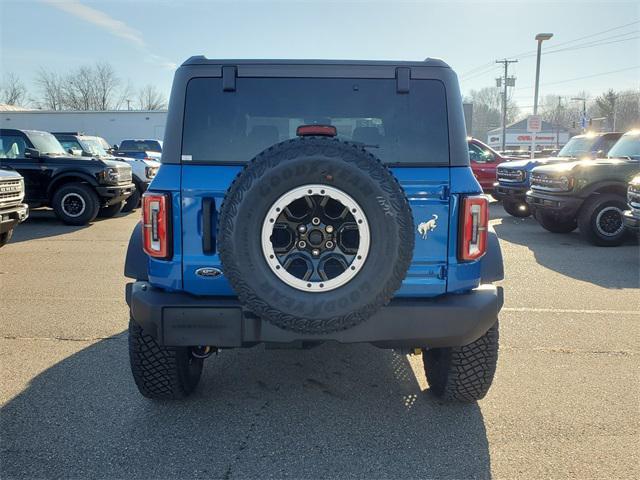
top-left (219, 137), bottom-right (414, 334)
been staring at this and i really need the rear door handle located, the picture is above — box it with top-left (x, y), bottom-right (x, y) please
top-left (202, 198), bottom-right (215, 254)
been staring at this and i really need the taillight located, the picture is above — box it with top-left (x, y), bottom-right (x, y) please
top-left (459, 195), bottom-right (488, 261)
top-left (296, 125), bottom-right (337, 137)
top-left (142, 193), bottom-right (172, 259)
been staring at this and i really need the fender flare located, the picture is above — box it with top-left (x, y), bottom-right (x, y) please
top-left (124, 222), bottom-right (148, 281)
top-left (480, 226), bottom-right (504, 283)
top-left (578, 180), bottom-right (627, 199)
top-left (47, 171), bottom-right (99, 197)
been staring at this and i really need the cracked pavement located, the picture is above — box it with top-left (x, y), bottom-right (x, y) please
top-left (1, 204), bottom-right (638, 479)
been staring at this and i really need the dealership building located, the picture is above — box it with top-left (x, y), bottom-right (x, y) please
top-left (487, 119), bottom-right (570, 151)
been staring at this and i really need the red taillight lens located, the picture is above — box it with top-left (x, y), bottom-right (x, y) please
top-left (296, 125), bottom-right (337, 137)
top-left (142, 193), bottom-right (172, 259)
top-left (459, 195), bottom-right (488, 261)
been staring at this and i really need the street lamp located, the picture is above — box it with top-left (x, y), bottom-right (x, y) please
top-left (572, 97), bottom-right (587, 131)
top-left (531, 32), bottom-right (553, 158)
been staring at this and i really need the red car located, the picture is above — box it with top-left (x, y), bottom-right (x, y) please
top-left (467, 138), bottom-right (517, 193)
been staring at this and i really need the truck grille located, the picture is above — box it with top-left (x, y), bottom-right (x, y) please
top-left (0, 179), bottom-right (23, 207)
top-left (531, 172), bottom-right (568, 192)
top-left (497, 167), bottom-right (524, 183)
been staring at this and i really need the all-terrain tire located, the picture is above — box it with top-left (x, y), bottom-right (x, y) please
top-left (51, 183), bottom-right (100, 225)
top-left (534, 210), bottom-right (577, 233)
top-left (121, 185), bottom-right (141, 213)
top-left (423, 322), bottom-right (499, 403)
top-left (98, 200), bottom-right (124, 218)
top-left (577, 194), bottom-right (628, 246)
top-left (0, 229), bottom-right (13, 247)
top-left (503, 198), bottom-right (530, 218)
top-left (128, 318), bottom-right (203, 399)
top-left (218, 137), bottom-right (414, 335)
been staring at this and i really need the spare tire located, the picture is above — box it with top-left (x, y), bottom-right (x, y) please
top-left (219, 137), bottom-right (414, 334)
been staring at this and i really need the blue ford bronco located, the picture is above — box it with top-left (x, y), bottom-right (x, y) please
top-left (494, 132), bottom-right (622, 218)
top-left (124, 58), bottom-right (504, 402)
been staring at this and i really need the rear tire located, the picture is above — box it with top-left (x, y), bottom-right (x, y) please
top-left (98, 201), bottom-right (124, 218)
top-left (121, 186), bottom-right (141, 213)
top-left (577, 194), bottom-right (628, 246)
top-left (51, 183), bottom-right (100, 226)
top-left (503, 199), bottom-right (530, 218)
top-left (422, 322), bottom-right (499, 403)
top-left (128, 318), bottom-right (203, 399)
top-left (534, 210), bottom-right (577, 233)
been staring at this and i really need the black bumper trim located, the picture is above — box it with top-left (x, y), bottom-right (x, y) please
top-left (95, 183), bottom-right (135, 205)
top-left (126, 282), bottom-right (503, 349)
top-left (0, 203), bottom-right (29, 234)
top-left (525, 191), bottom-right (582, 218)
top-left (623, 210), bottom-right (640, 232)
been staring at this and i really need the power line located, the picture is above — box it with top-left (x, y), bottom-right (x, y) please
top-left (459, 20), bottom-right (640, 79)
top-left (515, 65), bottom-right (640, 91)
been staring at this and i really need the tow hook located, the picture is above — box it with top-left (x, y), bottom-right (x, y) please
top-left (191, 346), bottom-right (216, 359)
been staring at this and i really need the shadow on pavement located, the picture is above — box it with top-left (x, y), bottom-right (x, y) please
top-left (491, 203), bottom-right (640, 289)
top-left (9, 208), bottom-right (137, 244)
top-left (1, 336), bottom-right (491, 479)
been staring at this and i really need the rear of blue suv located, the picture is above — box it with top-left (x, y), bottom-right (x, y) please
top-left (124, 58), bottom-right (504, 402)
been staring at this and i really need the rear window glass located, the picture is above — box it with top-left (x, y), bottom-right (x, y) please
top-left (181, 77), bottom-right (449, 165)
top-left (120, 140), bottom-right (162, 152)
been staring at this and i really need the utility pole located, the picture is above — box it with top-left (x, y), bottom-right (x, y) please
top-left (555, 96), bottom-right (562, 149)
top-left (572, 97), bottom-right (587, 132)
top-left (496, 59), bottom-right (518, 153)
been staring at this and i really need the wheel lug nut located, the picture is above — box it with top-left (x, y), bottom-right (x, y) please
top-left (312, 249), bottom-right (320, 256)
top-left (298, 240), bottom-right (307, 249)
top-left (325, 225), bottom-right (334, 233)
top-left (325, 240), bottom-right (334, 249)
top-left (311, 217), bottom-right (321, 226)
top-left (298, 225), bottom-right (306, 233)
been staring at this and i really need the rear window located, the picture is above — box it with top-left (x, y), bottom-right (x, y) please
top-left (120, 140), bottom-right (162, 152)
top-left (181, 77), bottom-right (449, 165)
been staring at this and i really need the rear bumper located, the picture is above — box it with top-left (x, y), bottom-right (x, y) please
top-left (525, 190), bottom-right (582, 219)
top-left (0, 203), bottom-right (28, 234)
top-left (623, 209), bottom-right (640, 233)
top-left (95, 183), bottom-right (135, 205)
top-left (126, 281), bottom-right (503, 349)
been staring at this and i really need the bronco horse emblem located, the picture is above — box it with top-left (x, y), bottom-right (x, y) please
top-left (417, 214), bottom-right (438, 239)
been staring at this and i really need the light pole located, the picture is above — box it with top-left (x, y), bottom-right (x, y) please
top-left (531, 33), bottom-right (553, 158)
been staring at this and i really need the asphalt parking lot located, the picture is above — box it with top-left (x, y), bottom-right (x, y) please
top-left (1, 202), bottom-right (638, 479)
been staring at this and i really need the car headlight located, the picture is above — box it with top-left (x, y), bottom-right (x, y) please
top-left (145, 166), bottom-right (159, 179)
top-left (558, 176), bottom-right (574, 191)
top-left (100, 167), bottom-right (121, 184)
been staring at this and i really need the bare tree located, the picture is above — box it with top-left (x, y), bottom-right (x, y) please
top-left (35, 69), bottom-right (65, 110)
top-left (137, 84), bottom-right (167, 110)
top-left (464, 87), bottom-right (520, 140)
top-left (64, 66), bottom-right (95, 110)
top-left (93, 62), bottom-right (121, 110)
top-left (1, 72), bottom-right (28, 106)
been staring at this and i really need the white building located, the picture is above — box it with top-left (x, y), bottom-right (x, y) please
top-left (487, 119), bottom-right (570, 151)
top-left (0, 109), bottom-right (168, 146)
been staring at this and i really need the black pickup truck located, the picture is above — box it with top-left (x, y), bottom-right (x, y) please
top-left (0, 129), bottom-right (135, 225)
top-left (0, 166), bottom-right (28, 247)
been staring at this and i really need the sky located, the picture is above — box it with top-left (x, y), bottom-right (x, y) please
top-left (1, 0), bottom-right (639, 113)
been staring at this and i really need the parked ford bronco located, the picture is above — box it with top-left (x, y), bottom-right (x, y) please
top-left (53, 132), bottom-right (159, 212)
top-left (0, 129), bottom-right (135, 225)
top-left (526, 130), bottom-right (640, 246)
top-left (623, 174), bottom-right (640, 234)
top-left (0, 166), bottom-right (28, 247)
top-left (124, 58), bottom-right (504, 402)
top-left (494, 132), bottom-right (622, 218)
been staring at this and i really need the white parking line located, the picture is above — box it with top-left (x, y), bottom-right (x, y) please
top-left (503, 307), bottom-right (640, 315)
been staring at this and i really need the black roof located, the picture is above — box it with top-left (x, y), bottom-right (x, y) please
top-left (181, 56), bottom-right (450, 69)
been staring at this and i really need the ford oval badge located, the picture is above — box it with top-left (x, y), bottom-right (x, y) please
top-left (195, 267), bottom-right (223, 278)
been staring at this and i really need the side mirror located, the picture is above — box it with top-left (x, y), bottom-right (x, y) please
top-left (113, 144), bottom-right (118, 150)
top-left (596, 150), bottom-right (606, 158)
top-left (24, 148), bottom-right (40, 158)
